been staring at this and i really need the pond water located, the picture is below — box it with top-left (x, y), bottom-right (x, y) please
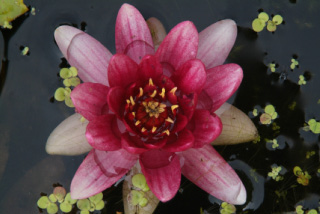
top-left (0, 0), bottom-right (319, 213)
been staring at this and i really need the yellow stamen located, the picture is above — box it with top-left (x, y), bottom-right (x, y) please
top-left (150, 90), bottom-right (157, 98)
top-left (152, 126), bottom-right (157, 133)
top-left (159, 88), bottom-right (165, 98)
top-left (132, 112), bottom-right (135, 117)
top-left (126, 99), bottom-right (130, 104)
top-left (141, 127), bottom-right (147, 132)
top-left (163, 129), bottom-right (170, 136)
top-left (130, 96), bottom-right (135, 106)
top-left (165, 117), bottom-right (174, 123)
top-left (170, 87), bottom-right (177, 95)
top-left (138, 87), bottom-right (143, 97)
top-left (171, 105), bottom-right (179, 111)
top-left (149, 78), bottom-right (154, 86)
top-left (135, 120), bottom-right (141, 126)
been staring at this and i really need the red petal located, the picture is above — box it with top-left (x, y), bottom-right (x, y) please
top-left (171, 113), bottom-right (188, 133)
top-left (108, 54), bottom-right (139, 88)
top-left (143, 137), bottom-right (167, 150)
top-left (138, 55), bottom-right (163, 81)
top-left (140, 150), bottom-right (181, 202)
top-left (85, 115), bottom-right (121, 151)
top-left (107, 86), bottom-right (126, 118)
top-left (179, 145), bottom-right (247, 205)
top-left (115, 4), bottom-right (154, 63)
top-left (178, 93), bottom-right (198, 120)
top-left (172, 59), bottom-right (206, 94)
top-left (163, 129), bottom-right (194, 152)
top-left (189, 110), bottom-right (222, 148)
top-left (156, 21), bottom-right (198, 72)
top-left (71, 83), bottom-right (109, 121)
top-left (204, 63), bottom-right (243, 112)
top-left (71, 149), bottom-right (138, 199)
top-left (197, 19), bottom-right (237, 69)
top-left (121, 133), bottom-right (148, 154)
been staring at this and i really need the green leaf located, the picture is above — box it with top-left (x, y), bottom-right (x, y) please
top-left (54, 88), bottom-right (66, 101)
top-left (60, 68), bottom-right (72, 79)
top-left (132, 173), bottom-right (148, 190)
top-left (131, 190), bottom-right (145, 206)
top-left (69, 66), bottom-right (78, 77)
top-left (77, 199), bottom-right (91, 211)
top-left (0, 0), bottom-right (28, 27)
top-left (53, 186), bottom-right (67, 202)
top-left (47, 203), bottom-right (59, 214)
top-left (95, 200), bottom-right (105, 210)
top-left (272, 15), bottom-right (283, 25)
top-left (70, 77), bottom-right (81, 87)
top-left (65, 95), bottom-right (74, 108)
top-left (139, 197), bottom-right (148, 207)
top-left (37, 196), bottom-right (50, 209)
top-left (258, 12), bottom-right (269, 22)
top-left (267, 20), bottom-right (277, 32)
top-left (307, 119), bottom-right (320, 134)
top-left (89, 192), bottom-right (103, 204)
top-left (60, 201), bottom-right (73, 213)
top-left (252, 18), bottom-right (265, 32)
top-left (49, 194), bottom-right (57, 203)
top-left (65, 193), bottom-right (77, 205)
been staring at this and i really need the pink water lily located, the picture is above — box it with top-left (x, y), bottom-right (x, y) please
top-left (52, 4), bottom-right (246, 205)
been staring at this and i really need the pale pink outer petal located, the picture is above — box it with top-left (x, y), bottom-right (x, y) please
top-left (85, 115), bottom-right (121, 151)
top-left (71, 83), bottom-right (109, 121)
top-left (171, 59), bottom-right (206, 94)
top-left (115, 4), bottom-right (154, 63)
top-left (156, 21), bottom-right (198, 73)
top-left (108, 54), bottom-right (139, 88)
top-left (202, 63), bottom-right (243, 112)
top-left (140, 150), bottom-right (181, 202)
top-left (71, 149), bottom-right (138, 199)
top-left (179, 145), bottom-right (246, 205)
top-left (197, 19), bottom-right (237, 69)
top-left (189, 110), bottom-right (222, 148)
top-left (55, 26), bottom-right (112, 85)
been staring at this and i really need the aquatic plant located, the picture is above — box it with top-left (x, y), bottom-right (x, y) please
top-left (46, 3), bottom-right (259, 211)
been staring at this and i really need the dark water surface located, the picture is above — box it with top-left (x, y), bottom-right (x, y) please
top-left (0, 0), bottom-right (319, 213)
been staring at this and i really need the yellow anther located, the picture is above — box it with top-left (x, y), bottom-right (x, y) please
top-left (126, 99), bottom-right (130, 104)
top-left (150, 90), bottom-right (157, 98)
top-left (141, 127), bottom-right (147, 132)
top-left (135, 120), bottom-right (141, 126)
top-left (138, 87), bottom-right (143, 97)
top-left (163, 129), bottom-right (170, 136)
top-left (130, 96), bottom-right (135, 106)
top-left (149, 78), bottom-right (154, 86)
top-left (148, 101), bottom-right (159, 109)
top-left (170, 87), bottom-right (177, 95)
top-left (159, 88), bottom-right (165, 98)
top-left (171, 105), bottom-right (179, 111)
top-left (142, 101), bottom-right (147, 107)
top-left (132, 112), bottom-right (136, 117)
top-left (152, 126), bottom-right (157, 133)
top-left (165, 117), bottom-right (174, 123)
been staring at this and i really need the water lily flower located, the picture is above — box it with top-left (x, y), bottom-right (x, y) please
top-left (48, 3), bottom-right (247, 205)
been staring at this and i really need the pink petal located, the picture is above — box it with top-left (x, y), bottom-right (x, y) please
top-left (55, 26), bottom-right (112, 85)
top-left (85, 115), bottom-right (121, 151)
top-left (71, 149), bottom-right (138, 199)
top-left (71, 83), bottom-right (109, 121)
top-left (143, 138), bottom-right (167, 150)
top-left (171, 59), bottom-right (206, 94)
top-left (171, 113), bottom-right (188, 133)
top-left (188, 110), bottom-right (222, 148)
top-left (156, 21), bottom-right (198, 72)
top-left (138, 55), bottom-right (163, 81)
top-left (107, 86), bottom-right (126, 118)
top-left (197, 19), bottom-right (237, 69)
top-left (140, 150), bottom-right (181, 202)
top-left (108, 54), bottom-right (139, 88)
top-left (115, 4), bottom-right (154, 63)
top-left (179, 145), bottom-right (247, 205)
top-left (203, 63), bottom-right (243, 112)
top-left (163, 129), bottom-right (194, 152)
top-left (121, 133), bottom-right (148, 154)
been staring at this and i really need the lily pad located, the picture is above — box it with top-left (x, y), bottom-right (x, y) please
top-left (307, 119), bottom-right (320, 134)
top-left (0, 0), bottom-right (28, 27)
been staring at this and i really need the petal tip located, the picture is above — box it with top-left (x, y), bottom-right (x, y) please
top-left (233, 182), bottom-right (247, 205)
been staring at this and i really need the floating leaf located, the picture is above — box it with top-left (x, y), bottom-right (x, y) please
top-left (54, 87), bottom-right (66, 101)
top-left (131, 190), bottom-right (145, 206)
top-left (69, 66), bottom-right (78, 77)
top-left (77, 199), bottom-right (91, 211)
top-left (132, 173), bottom-right (148, 190)
top-left (65, 193), bottom-right (77, 205)
top-left (252, 18), bottom-right (266, 32)
top-left (298, 75), bottom-right (306, 85)
top-left (267, 20), bottom-right (277, 32)
top-left (272, 15), bottom-right (283, 25)
top-left (60, 68), bottom-right (72, 79)
top-left (37, 196), bottom-right (50, 209)
top-left (95, 200), bottom-right (105, 210)
top-left (258, 12), bottom-right (269, 22)
top-left (47, 203), bottom-right (59, 214)
top-left (307, 119), bottom-right (320, 134)
top-left (146, 17), bottom-right (167, 50)
top-left (269, 63), bottom-right (276, 72)
top-left (49, 194), bottom-right (57, 203)
top-left (0, 0), bottom-right (28, 27)
top-left (89, 192), bottom-right (103, 204)
top-left (60, 201), bottom-right (73, 213)
top-left (53, 186), bottom-right (66, 202)
top-left (265, 104), bottom-right (277, 119)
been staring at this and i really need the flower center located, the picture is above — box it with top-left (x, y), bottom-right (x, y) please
top-left (124, 78), bottom-right (179, 141)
